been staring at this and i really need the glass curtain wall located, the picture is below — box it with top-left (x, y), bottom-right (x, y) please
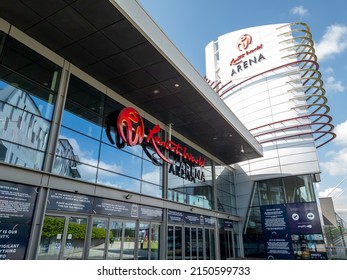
top-left (0, 32), bottom-right (61, 170)
top-left (53, 74), bottom-right (163, 197)
top-left (215, 166), bottom-right (236, 215)
top-left (167, 135), bottom-right (213, 209)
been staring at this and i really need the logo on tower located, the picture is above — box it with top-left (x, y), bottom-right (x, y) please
top-left (236, 34), bottom-right (252, 51)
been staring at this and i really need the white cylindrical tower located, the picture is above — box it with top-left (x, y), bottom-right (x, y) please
top-left (205, 22), bottom-right (335, 226)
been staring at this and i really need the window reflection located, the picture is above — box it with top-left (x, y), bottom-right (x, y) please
top-left (141, 182), bottom-right (162, 198)
top-left (54, 74), bottom-right (164, 197)
top-left (99, 143), bottom-right (142, 180)
top-left (96, 169), bottom-right (141, 193)
top-left (0, 32), bottom-right (60, 171)
top-left (89, 218), bottom-right (108, 259)
top-left (216, 166), bottom-right (236, 214)
top-left (62, 109), bottom-right (102, 140)
top-left (142, 159), bottom-right (162, 185)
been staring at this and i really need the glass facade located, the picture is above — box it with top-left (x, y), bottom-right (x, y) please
top-left (167, 135), bottom-right (214, 209)
top-left (215, 165), bottom-right (236, 215)
top-left (53, 74), bottom-right (163, 197)
top-left (0, 32), bottom-right (236, 208)
top-left (0, 32), bottom-right (61, 170)
top-left (0, 31), bottom-right (237, 260)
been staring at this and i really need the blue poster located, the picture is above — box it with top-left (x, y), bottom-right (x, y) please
top-left (260, 205), bottom-right (294, 259)
top-left (286, 202), bottom-right (322, 234)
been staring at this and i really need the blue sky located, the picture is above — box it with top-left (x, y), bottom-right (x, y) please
top-left (138, 0), bottom-right (347, 221)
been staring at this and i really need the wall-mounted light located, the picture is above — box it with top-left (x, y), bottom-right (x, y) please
top-left (125, 194), bottom-right (133, 200)
top-left (240, 145), bottom-right (245, 153)
top-left (190, 207), bottom-right (194, 212)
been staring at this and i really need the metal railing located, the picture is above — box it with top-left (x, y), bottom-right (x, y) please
top-left (326, 247), bottom-right (347, 260)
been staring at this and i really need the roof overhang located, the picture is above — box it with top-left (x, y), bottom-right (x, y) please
top-left (0, 0), bottom-right (262, 164)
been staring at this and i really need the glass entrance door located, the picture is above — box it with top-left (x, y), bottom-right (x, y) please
top-left (105, 220), bottom-right (136, 260)
top-left (122, 222), bottom-right (136, 260)
top-left (102, 219), bottom-right (160, 260)
top-left (184, 226), bottom-right (213, 260)
top-left (220, 228), bottom-right (234, 259)
top-left (37, 215), bottom-right (88, 260)
top-left (168, 225), bottom-right (182, 260)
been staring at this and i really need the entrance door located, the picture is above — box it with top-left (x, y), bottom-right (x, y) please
top-left (184, 226), bottom-right (212, 260)
top-left (167, 225), bottom-right (182, 260)
top-left (106, 220), bottom-right (136, 260)
top-left (205, 228), bottom-right (215, 259)
top-left (220, 228), bottom-right (234, 259)
top-left (37, 215), bottom-right (88, 260)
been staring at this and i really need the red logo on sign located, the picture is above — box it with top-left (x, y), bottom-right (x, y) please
top-left (236, 34), bottom-right (252, 51)
top-left (106, 107), bottom-right (205, 167)
top-left (117, 107), bottom-right (144, 146)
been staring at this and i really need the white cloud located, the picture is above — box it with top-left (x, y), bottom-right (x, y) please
top-left (318, 187), bottom-right (342, 198)
top-left (333, 120), bottom-right (347, 146)
top-left (290, 6), bottom-right (308, 17)
top-left (325, 75), bottom-right (345, 93)
top-left (315, 24), bottom-right (347, 61)
top-left (320, 121), bottom-right (347, 175)
top-left (322, 66), bottom-right (345, 95)
top-left (320, 147), bottom-right (347, 176)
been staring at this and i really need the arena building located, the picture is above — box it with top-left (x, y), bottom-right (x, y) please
top-left (0, 1), bottom-right (334, 260)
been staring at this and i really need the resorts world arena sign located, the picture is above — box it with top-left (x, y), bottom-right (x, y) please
top-left (105, 107), bottom-right (206, 183)
top-left (229, 33), bottom-right (266, 77)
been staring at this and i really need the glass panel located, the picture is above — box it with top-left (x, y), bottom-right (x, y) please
top-left (1, 37), bottom-right (61, 92)
top-left (216, 166), bottom-right (235, 214)
top-left (63, 217), bottom-right (87, 260)
top-left (198, 228), bottom-right (203, 260)
top-left (97, 169), bottom-right (141, 192)
top-left (53, 127), bottom-right (99, 182)
top-left (167, 226), bottom-right (174, 260)
top-left (0, 140), bottom-right (45, 169)
top-left (89, 218), bottom-right (108, 259)
top-left (138, 223), bottom-right (150, 260)
top-left (258, 178), bottom-right (285, 205)
top-left (284, 175), bottom-right (315, 203)
top-left (141, 182), bottom-right (162, 198)
top-left (210, 228), bottom-right (216, 260)
top-left (244, 206), bottom-right (262, 234)
top-left (205, 229), bottom-right (210, 260)
top-left (37, 216), bottom-right (65, 260)
top-left (150, 224), bottom-right (160, 260)
top-left (63, 75), bottom-right (104, 135)
top-left (61, 109), bottom-right (102, 140)
top-left (123, 222), bottom-right (136, 260)
top-left (168, 189), bottom-right (186, 204)
top-left (227, 230), bottom-right (234, 259)
top-left (0, 82), bottom-right (52, 169)
top-left (107, 220), bottom-right (123, 260)
top-left (142, 159), bottom-right (162, 185)
top-left (99, 142), bottom-right (142, 180)
top-left (174, 226), bottom-right (182, 260)
top-left (191, 228), bottom-right (197, 260)
top-left (185, 227), bottom-right (191, 260)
